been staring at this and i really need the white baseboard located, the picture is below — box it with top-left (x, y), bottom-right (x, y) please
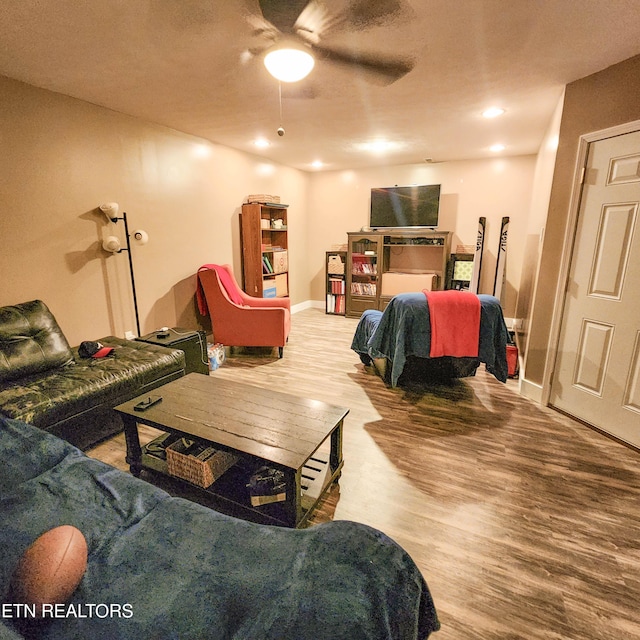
top-left (291, 299), bottom-right (323, 314)
top-left (519, 377), bottom-right (544, 404)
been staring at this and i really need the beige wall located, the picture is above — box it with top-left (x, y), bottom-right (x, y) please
top-left (0, 75), bottom-right (310, 345)
top-left (523, 54), bottom-right (640, 389)
top-left (307, 158), bottom-right (537, 318)
top-left (1, 73), bottom-right (542, 349)
top-left (517, 93), bottom-right (564, 358)
top-left (3, 55), bottom-right (639, 387)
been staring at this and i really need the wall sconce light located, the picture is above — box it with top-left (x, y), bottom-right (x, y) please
top-left (99, 203), bottom-right (149, 337)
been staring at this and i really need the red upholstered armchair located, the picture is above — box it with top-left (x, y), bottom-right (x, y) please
top-left (197, 264), bottom-right (291, 357)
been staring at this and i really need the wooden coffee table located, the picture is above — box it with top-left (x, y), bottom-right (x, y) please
top-left (115, 373), bottom-right (348, 528)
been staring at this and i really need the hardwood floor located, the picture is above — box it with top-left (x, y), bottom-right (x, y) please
top-left (88, 308), bottom-right (640, 640)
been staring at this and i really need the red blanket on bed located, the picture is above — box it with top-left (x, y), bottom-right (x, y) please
top-left (423, 290), bottom-right (480, 358)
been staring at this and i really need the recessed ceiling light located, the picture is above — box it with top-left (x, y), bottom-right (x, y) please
top-left (490, 143), bottom-right (506, 152)
top-left (253, 138), bottom-right (270, 148)
top-left (357, 139), bottom-right (399, 154)
top-left (311, 160), bottom-right (324, 169)
top-left (482, 107), bottom-right (505, 118)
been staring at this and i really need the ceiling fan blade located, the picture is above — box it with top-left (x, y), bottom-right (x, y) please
top-left (258, 0), bottom-right (311, 33)
top-left (297, 0), bottom-right (414, 39)
top-left (345, 0), bottom-right (413, 29)
top-left (246, 10), bottom-right (280, 39)
top-left (312, 44), bottom-right (415, 84)
top-left (293, 0), bottom-right (329, 44)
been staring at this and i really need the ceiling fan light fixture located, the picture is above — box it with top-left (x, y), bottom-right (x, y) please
top-left (264, 45), bottom-right (315, 83)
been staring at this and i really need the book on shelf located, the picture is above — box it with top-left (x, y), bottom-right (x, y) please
top-left (327, 294), bottom-right (346, 314)
top-left (262, 255), bottom-right (274, 273)
top-left (353, 263), bottom-right (376, 275)
top-left (329, 278), bottom-right (345, 294)
top-left (350, 282), bottom-right (377, 296)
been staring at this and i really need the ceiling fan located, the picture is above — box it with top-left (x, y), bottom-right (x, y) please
top-left (247, 0), bottom-right (416, 85)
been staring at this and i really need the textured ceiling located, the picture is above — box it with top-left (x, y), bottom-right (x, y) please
top-left (1, 0), bottom-right (639, 171)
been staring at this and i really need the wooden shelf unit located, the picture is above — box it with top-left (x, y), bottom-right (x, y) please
top-left (326, 251), bottom-right (347, 315)
top-left (346, 230), bottom-right (452, 317)
top-left (346, 233), bottom-right (381, 318)
top-left (240, 202), bottom-right (289, 298)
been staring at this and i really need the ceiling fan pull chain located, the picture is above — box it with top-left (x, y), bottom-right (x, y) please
top-left (277, 81), bottom-right (285, 137)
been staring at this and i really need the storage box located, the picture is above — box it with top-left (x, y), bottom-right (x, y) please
top-left (274, 273), bottom-right (288, 297)
top-left (136, 328), bottom-right (208, 375)
top-left (246, 194), bottom-right (280, 204)
top-left (263, 284), bottom-right (277, 298)
top-left (381, 272), bottom-right (438, 296)
top-left (506, 344), bottom-right (519, 378)
top-left (327, 254), bottom-right (345, 275)
top-left (166, 438), bottom-right (238, 488)
top-left (271, 250), bottom-right (288, 274)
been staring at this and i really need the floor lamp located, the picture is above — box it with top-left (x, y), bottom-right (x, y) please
top-left (100, 202), bottom-right (149, 337)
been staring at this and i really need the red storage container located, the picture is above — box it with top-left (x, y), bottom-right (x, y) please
top-left (506, 344), bottom-right (519, 378)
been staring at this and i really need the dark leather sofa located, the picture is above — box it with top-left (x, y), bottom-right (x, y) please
top-left (0, 300), bottom-right (185, 450)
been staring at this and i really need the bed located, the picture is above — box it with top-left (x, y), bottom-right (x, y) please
top-left (0, 417), bottom-right (440, 639)
top-left (351, 292), bottom-right (509, 387)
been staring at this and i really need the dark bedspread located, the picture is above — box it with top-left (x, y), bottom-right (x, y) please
top-left (0, 418), bottom-right (439, 639)
top-left (352, 293), bottom-right (509, 387)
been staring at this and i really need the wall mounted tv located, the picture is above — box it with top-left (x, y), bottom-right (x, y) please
top-left (370, 184), bottom-right (441, 229)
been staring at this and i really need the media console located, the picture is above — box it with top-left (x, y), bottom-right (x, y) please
top-left (385, 235), bottom-right (446, 246)
top-left (346, 230), bottom-right (452, 317)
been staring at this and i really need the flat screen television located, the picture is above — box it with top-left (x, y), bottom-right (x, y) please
top-left (370, 184), bottom-right (441, 229)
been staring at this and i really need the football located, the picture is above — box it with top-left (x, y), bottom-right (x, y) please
top-left (10, 525), bottom-right (88, 612)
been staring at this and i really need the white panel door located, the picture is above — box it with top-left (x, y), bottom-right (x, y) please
top-left (550, 130), bottom-right (640, 447)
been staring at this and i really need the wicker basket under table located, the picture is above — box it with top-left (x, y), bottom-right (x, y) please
top-left (166, 439), bottom-right (238, 488)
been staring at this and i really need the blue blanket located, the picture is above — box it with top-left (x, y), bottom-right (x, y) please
top-left (0, 418), bottom-right (439, 639)
top-left (352, 293), bottom-right (509, 387)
